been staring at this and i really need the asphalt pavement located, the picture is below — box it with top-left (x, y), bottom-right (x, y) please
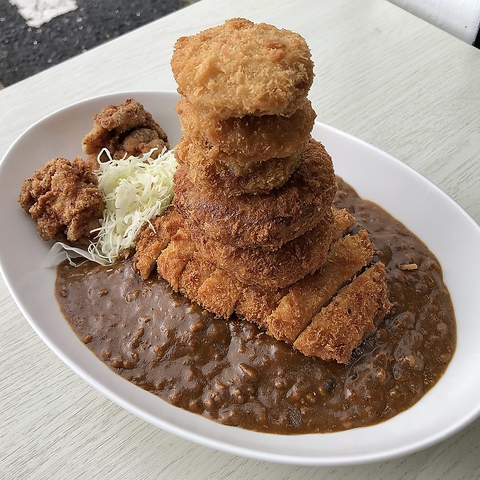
top-left (0, 0), bottom-right (197, 88)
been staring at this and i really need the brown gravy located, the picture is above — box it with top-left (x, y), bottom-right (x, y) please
top-left (55, 178), bottom-right (456, 434)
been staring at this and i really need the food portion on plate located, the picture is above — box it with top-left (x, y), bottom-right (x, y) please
top-left (166, 17), bottom-right (392, 363)
top-left (20, 98), bottom-right (178, 265)
top-left (18, 18), bottom-right (456, 435)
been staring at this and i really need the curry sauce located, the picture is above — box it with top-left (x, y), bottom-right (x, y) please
top-left (55, 178), bottom-right (456, 434)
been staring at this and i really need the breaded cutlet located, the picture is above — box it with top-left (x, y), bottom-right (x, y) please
top-left (134, 207), bottom-right (390, 363)
top-left (171, 18), bottom-right (314, 119)
top-left (176, 96), bottom-right (316, 161)
top-left (173, 138), bottom-right (337, 250)
top-left (175, 135), bottom-right (302, 196)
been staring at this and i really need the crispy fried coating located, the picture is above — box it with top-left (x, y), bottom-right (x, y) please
top-left (330, 207), bottom-right (356, 238)
top-left (134, 208), bottom-right (184, 280)
top-left (136, 208), bottom-right (349, 301)
top-left (147, 210), bottom-right (286, 325)
top-left (177, 252), bottom-right (284, 327)
top-left (171, 18), bottom-right (314, 119)
top-left (234, 286), bottom-right (286, 329)
top-left (134, 208), bottom-right (390, 362)
top-left (157, 227), bottom-right (196, 291)
top-left (19, 157), bottom-right (105, 245)
top-left (173, 138), bottom-right (337, 249)
top-left (197, 268), bottom-right (243, 318)
top-left (176, 96), bottom-right (316, 160)
top-left (294, 262), bottom-right (392, 363)
top-left (190, 208), bottom-right (334, 289)
top-left (235, 210), bottom-right (354, 328)
top-left (177, 253), bottom-right (215, 301)
top-left (174, 135), bottom-right (302, 196)
top-left (82, 98), bottom-right (169, 162)
top-left (266, 229), bottom-right (374, 343)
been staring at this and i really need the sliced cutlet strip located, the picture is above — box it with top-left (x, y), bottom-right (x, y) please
top-left (189, 208), bottom-right (353, 324)
top-left (196, 268), bottom-right (243, 318)
top-left (178, 254), bottom-right (215, 299)
top-left (179, 252), bottom-right (283, 325)
top-left (267, 229), bottom-right (374, 343)
top-left (178, 250), bottom-right (243, 319)
top-left (330, 208), bottom-right (355, 238)
top-left (235, 285), bottom-right (287, 329)
top-left (157, 226), bottom-right (196, 291)
top-left (294, 262), bottom-right (392, 364)
top-left (134, 207), bottom-right (183, 280)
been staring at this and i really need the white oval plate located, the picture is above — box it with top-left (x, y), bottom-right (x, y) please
top-left (1, 91), bottom-right (479, 466)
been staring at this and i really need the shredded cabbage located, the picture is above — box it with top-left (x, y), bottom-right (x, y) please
top-left (43, 241), bottom-right (110, 268)
top-left (86, 147), bottom-right (177, 263)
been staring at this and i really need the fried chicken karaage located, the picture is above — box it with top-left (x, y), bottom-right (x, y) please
top-left (19, 157), bottom-right (105, 245)
top-left (82, 98), bottom-right (169, 163)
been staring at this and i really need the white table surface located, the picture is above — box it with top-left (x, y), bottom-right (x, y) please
top-left (1, 0), bottom-right (479, 478)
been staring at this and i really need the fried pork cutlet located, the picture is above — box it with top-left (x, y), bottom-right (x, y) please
top-left (19, 157), bottom-right (105, 245)
top-left (173, 139), bottom-right (337, 250)
top-left (82, 98), bottom-right (169, 162)
top-left (266, 229), bottom-right (374, 343)
top-left (174, 136), bottom-right (303, 196)
top-left (196, 267), bottom-right (244, 319)
top-left (135, 207), bottom-right (388, 363)
top-left (146, 208), bottom-right (287, 319)
top-left (190, 210), bottom-right (355, 322)
top-left (189, 208), bottom-right (334, 289)
top-left (134, 211), bottom-right (184, 280)
top-left (294, 262), bottom-right (392, 363)
top-left (170, 248), bottom-right (286, 326)
top-left (171, 18), bottom-right (314, 119)
top-left (150, 208), bottom-right (352, 318)
top-left (176, 96), bottom-right (316, 161)
top-left (156, 226), bottom-right (196, 291)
